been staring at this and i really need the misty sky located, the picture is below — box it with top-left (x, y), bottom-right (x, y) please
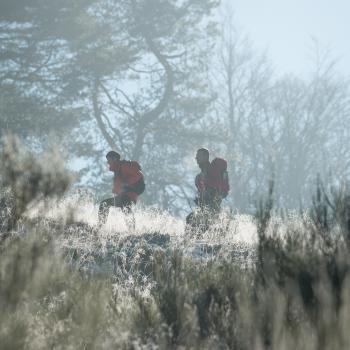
top-left (231, 0), bottom-right (349, 76)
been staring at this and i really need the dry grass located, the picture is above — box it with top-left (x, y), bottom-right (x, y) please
top-left (1, 136), bottom-right (350, 349)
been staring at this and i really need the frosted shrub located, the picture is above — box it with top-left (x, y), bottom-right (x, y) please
top-left (0, 135), bottom-right (72, 232)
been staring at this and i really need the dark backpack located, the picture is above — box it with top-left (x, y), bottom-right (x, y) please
top-left (122, 160), bottom-right (146, 195)
top-left (131, 177), bottom-right (145, 195)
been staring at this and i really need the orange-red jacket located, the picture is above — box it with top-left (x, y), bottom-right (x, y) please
top-left (109, 160), bottom-right (143, 202)
top-left (195, 159), bottom-right (230, 197)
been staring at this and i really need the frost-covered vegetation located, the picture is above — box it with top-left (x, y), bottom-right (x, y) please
top-left (2, 142), bottom-right (350, 350)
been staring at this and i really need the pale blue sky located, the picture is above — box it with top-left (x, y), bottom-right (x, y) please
top-left (230, 0), bottom-right (349, 76)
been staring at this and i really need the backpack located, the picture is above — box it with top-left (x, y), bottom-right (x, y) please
top-left (131, 177), bottom-right (145, 195)
top-left (122, 160), bottom-right (145, 195)
top-left (125, 160), bottom-right (142, 172)
top-left (208, 158), bottom-right (230, 198)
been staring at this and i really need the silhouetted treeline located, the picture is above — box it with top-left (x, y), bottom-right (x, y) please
top-left (1, 0), bottom-right (349, 212)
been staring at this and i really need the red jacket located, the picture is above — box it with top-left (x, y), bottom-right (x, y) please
top-left (109, 160), bottom-right (143, 202)
top-left (195, 160), bottom-right (229, 196)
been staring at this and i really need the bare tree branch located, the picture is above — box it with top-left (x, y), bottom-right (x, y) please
top-left (101, 111), bottom-right (127, 154)
top-left (91, 79), bottom-right (117, 150)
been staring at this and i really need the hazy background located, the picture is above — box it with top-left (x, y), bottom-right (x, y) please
top-left (231, 0), bottom-right (350, 76)
top-left (1, 0), bottom-right (349, 215)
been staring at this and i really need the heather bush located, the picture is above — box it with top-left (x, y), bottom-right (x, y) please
top-left (0, 135), bottom-right (72, 233)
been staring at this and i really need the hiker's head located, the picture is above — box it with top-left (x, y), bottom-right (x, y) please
top-left (195, 148), bottom-right (209, 166)
top-left (106, 151), bottom-right (120, 165)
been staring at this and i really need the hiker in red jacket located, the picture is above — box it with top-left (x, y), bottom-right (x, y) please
top-left (98, 151), bottom-right (145, 225)
top-left (186, 148), bottom-right (229, 229)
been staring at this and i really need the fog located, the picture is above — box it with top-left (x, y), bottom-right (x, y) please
top-left (231, 0), bottom-right (350, 76)
top-left (1, 0), bottom-right (349, 215)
